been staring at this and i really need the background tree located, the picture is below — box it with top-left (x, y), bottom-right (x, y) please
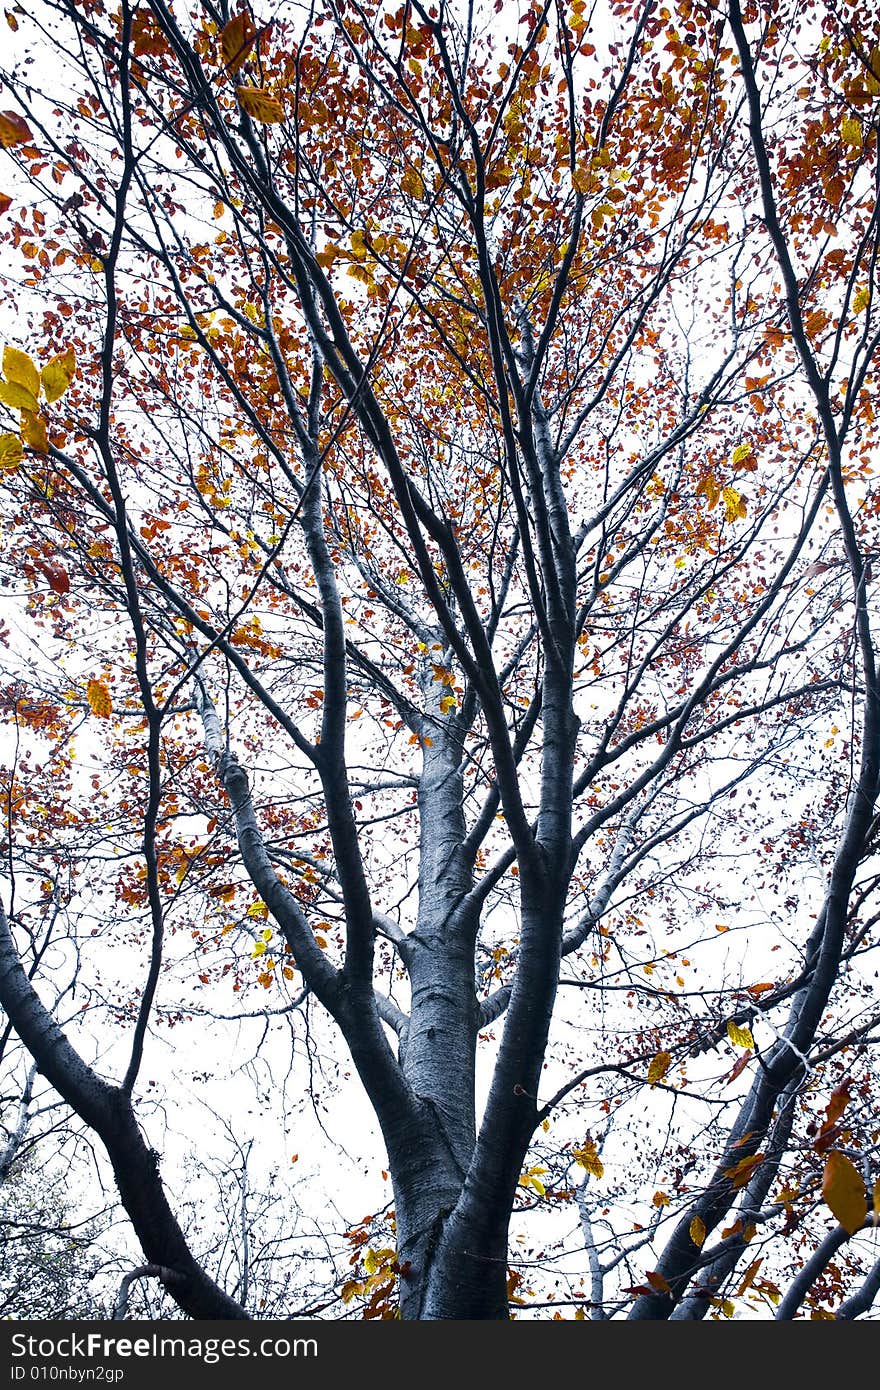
top-left (0, 0), bottom-right (878, 1319)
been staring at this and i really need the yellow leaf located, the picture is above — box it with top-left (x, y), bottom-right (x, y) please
top-left (573, 1139), bottom-right (604, 1179)
top-left (873, 1178), bottom-right (880, 1225)
top-left (3, 346), bottom-right (40, 399)
top-left (647, 1050), bottom-right (671, 1086)
top-left (20, 411), bottom-right (48, 453)
top-left (853, 286), bottom-right (870, 314)
top-left (260, 927), bottom-right (273, 942)
top-left (722, 485), bottom-right (747, 523)
top-left (41, 348), bottom-right (76, 403)
top-left (0, 378), bottom-right (38, 412)
top-left (401, 165), bottom-right (424, 199)
top-left (0, 431), bottom-right (22, 470)
top-left (251, 940), bottom-right (267, 958)
top-left (689, 1216), bottom-right (706, 1248)
top-left (439, 693), bottom-right (456, 714)
top-left (727, 1020), bottom-right (754, 1049)
top-left (841, 114), bottom-right (862, 150)
top-left (730, 441), bottom-right (754, 468)
top-left (236, 86), bottom-right (285, 123)
top-left (350, 228), bottom-right (370, 260)
top-left (822, 1150), bottom-right (866, 1235)
top-left (246, 900), bottom-right (268, 919)
top-left (653, 1190), bottom-right (670, 1207)
top-left (86, 678), bottom-right (112, 718)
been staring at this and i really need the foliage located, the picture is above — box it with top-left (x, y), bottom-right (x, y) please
top-left (0, 0), bottom-right (878, 1320)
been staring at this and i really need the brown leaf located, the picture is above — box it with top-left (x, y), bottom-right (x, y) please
top-left (0, 111), bottom-right (34, 147)
top-left (220, 12), bottom-right (258, 74)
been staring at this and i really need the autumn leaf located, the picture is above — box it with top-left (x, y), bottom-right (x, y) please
top-left (132, 10), bottom-right (169, 57)
top-left (804, 308), bottom-right (829, 338)
top-left (401, 165), bottom-right (425, 199)
top-left (689, 1216), bottom-right (706, 1248)
top-left (34, 559), bottom-right (70, 594)
top-left (840, 114), bottom-right (862, 151)
top-left (645, 1270), bottom-right (671, 1294)
top-left (821, 1151), bottom-right (866, 1235)
top-left (41, 347), bottom-right (76, 403)
top-left (0, 111), bottom-right (34, 147)
top-left (236, 86), bottom-right (285, 123)
top-left (730, 441), bottom-right (754, 469)
top-left (736, 1257), bottom-right (763, 1296)
top-left (20, 411), bottom-right (48, 453)
top-left (573, 1138), bottom-right (604, 1179)
top-left (696, 472), bottom-right (720, 510)
top-left (0, 431), bottom-right (22, 470)
top-left (439, 693), bottom-right (456, 714)
top-left (722, 485), bottom-right (747, 523)
top-left (3, 346), bottom-right (40, 399)
top-left (221, 13), bottom-right (258, 75)
top-left (0, 193), bottom-right (10, 215)
top-left (853, 286), bottom-right (870, 314)
top-left (746, 982), bottom-right (774, 998)
top-left (0, 378), bottom-right (39, 413)
top-left (727, 1020), bottom-right (754, 1050)
top-left (724, 1152), bottom-right (764, 1189)
top-left (647, 1049), bottom-right (671, 1086)
top-left (86, 678), bottom-right (112, 718)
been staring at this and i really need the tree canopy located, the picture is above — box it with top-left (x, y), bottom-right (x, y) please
top-left (0, 0), bottom-right (879, 1320)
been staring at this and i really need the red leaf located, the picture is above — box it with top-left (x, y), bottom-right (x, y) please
top-left (35, 559), bottom-right (70, 594)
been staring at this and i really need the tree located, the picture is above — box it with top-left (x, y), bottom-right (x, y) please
top-left (0, 0), bottom-right (878, 1320)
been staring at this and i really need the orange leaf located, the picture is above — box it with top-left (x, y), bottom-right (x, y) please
top-left (236, 86), bottom-right (285, 123)
top-left (822, 1151), bottom-right (866, 1235)
top-left (724, 1152), bottom-right (764, 1190)
top-left (645, 1270), bottom-right (671, 1294)
top-left (0, 193), bottom-right (10, 215)
top-left (0, 111), bottom-right (34, 147)
top-left (131, 11), bottom-right (169, 57)
top-left (86, 678), bottom-right (112, 718)
top-left (736, 1256), bottom-right (763, 1296)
